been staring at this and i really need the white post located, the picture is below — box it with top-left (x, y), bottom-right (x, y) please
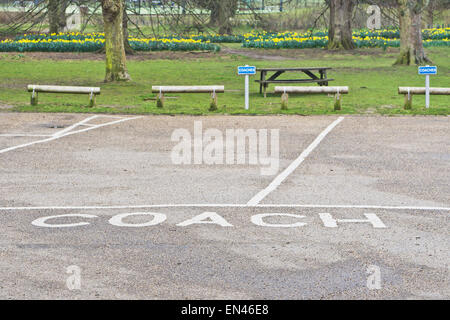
top-left (245, 65), bottom-right (250, 110)
top-left (245, 74), bottom-right (249, 110)
top-left (425, 72), bottom-right (430, 109)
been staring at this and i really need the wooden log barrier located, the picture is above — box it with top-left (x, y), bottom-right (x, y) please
top-left (398, 87), bottom-right (450, 110)
top-left (27, 85), bottom-right (101, 107)
top-left (274, 86), bottom-right (349, 111)
top-left (152, 86), bottom-right (225, 110)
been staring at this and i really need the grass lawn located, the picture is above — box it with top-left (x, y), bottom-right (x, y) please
top-left (0, 46), bottom-right (448, 115)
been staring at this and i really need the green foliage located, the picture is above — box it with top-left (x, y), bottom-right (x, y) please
top-left (0, 47), bottom-right (448, 116)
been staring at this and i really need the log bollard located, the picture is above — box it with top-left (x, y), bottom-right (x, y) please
top-left (156, 89), bottom-right (164, 108)
top-left (281, 91), bottom-right (289, 110)
top-left (334, 88), bottom-right (341, 111)
top-left (209, 90), bottom-right (218, 111)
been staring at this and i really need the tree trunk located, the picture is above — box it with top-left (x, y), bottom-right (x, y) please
top-left (122, 4), bottom-right (135, 55)
top-left (48, 0), bottom-right (59, 33)
top-left (328, 0), bottom-right (355, 50)
top-left (209, 2), bottom-right (220, 26)
top-left (58, 0), bottom-right (68, 32)
top-left (101, 0), bottom-right (131, 82)
top-left (217, 0), bottom-right (238, 35)
top-left (328, 0), bottom-right (335, 43)
top-left (427, 0), bottom-right (434, 27)
top-left (394, 0), bottom-right (431, 65)
top-left (48, 0), bottom-right (68, 33)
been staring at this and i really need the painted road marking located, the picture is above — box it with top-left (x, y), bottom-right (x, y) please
top-left (52, 116), bottom-right (143, 137)
top-left (0, 115), bottom-right (142, 154)
top-left (1, 204), bottom-right (449, 211)
top-left (79, 124), bottom-right (97, 127)
top-left (30, 212), bottom-right (388, 229)
top-left (246, 117), bottom-right (345, 205)
top-left (318, 212), bottom-right (387, 228)
top-left (31, 214), bottom-right (98, 228)
top-left (109, 212), bottom-right (167, 227)
top-left (251, 213), bottom-right (307, 228)
top-left (52, 115), bottom-right (99, 137)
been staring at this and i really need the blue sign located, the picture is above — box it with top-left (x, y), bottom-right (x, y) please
top-left (418, 66), bottom-right (437, 75)
top-left (238, 66), bottom-right (257, 75)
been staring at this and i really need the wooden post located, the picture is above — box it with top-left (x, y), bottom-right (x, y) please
top-left (281, 92), bottom-right (288, 110)
top-left (88, 91), bottom-right (96, 108)
top-left (209, 90), bottom-right (218, 111)
top-left (404, 91), bottom-right (412, 110)
top-left (30, 87), bottom-right (38, 106)
top-left (259, 71), bottom-right (263, 94)
top-left (319, 70), bottom-right (324, 87)
top-left (334, 92), bottom-right (342, 111)
top-left (263, 71), bottom-right (268, 98)
top-left (260, 71), bottom-right (265, 94)
top-left (156, 91), bottom-right (164, 108)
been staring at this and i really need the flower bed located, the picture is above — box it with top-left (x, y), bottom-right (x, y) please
top-left (0, 28), bottom-right (448, 52)
top-left (0, 32), bottom-right (221, 52)
top-left (242, 28), bottom-right (450, 49)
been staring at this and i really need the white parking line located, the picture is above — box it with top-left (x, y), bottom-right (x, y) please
top-left (0, 204), bottom-right (448, 211)
top-left (0, 116), bottom-right (142, 154)
top-left (247, 117), bottom-right (345, 206)
top-left (57, 116), bottom-right (143, 137)
top-left (52, 115), bottom-right (99, 137)
top-left (95, 115), bottom-right (128, 119)
top-left (0, 115), bottom-right (99, 138)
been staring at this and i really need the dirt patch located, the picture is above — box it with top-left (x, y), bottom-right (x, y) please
top-left (221, 47), bottom-right (291, 61)
top-left (0, 46), bottom-right (400, 62)
top-left (221, 46), bottom-right (400, 61)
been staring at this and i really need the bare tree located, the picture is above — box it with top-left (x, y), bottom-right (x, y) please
top-left (362, 0), bottom-right (434, 64)
top-left (194, 0), bottom-right (238, 34)
top-left (48, 0), bottom-right (69, 33)
top-left (394, 0), bottom-right (431, 65)
top-left (425, 0), bottom-right (449, 27)
top-left (101, 0), bottom-right (131, 82)
top-left (328, 0), bottom-right (356, 50)
top-left (122, 2), bottom-right (134, 54)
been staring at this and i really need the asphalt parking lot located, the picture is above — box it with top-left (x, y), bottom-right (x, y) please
top-left (0, 113), bottom-right (449, 299)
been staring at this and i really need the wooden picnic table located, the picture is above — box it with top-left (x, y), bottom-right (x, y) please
top-left (255, 67), bottom-right (334, 97)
